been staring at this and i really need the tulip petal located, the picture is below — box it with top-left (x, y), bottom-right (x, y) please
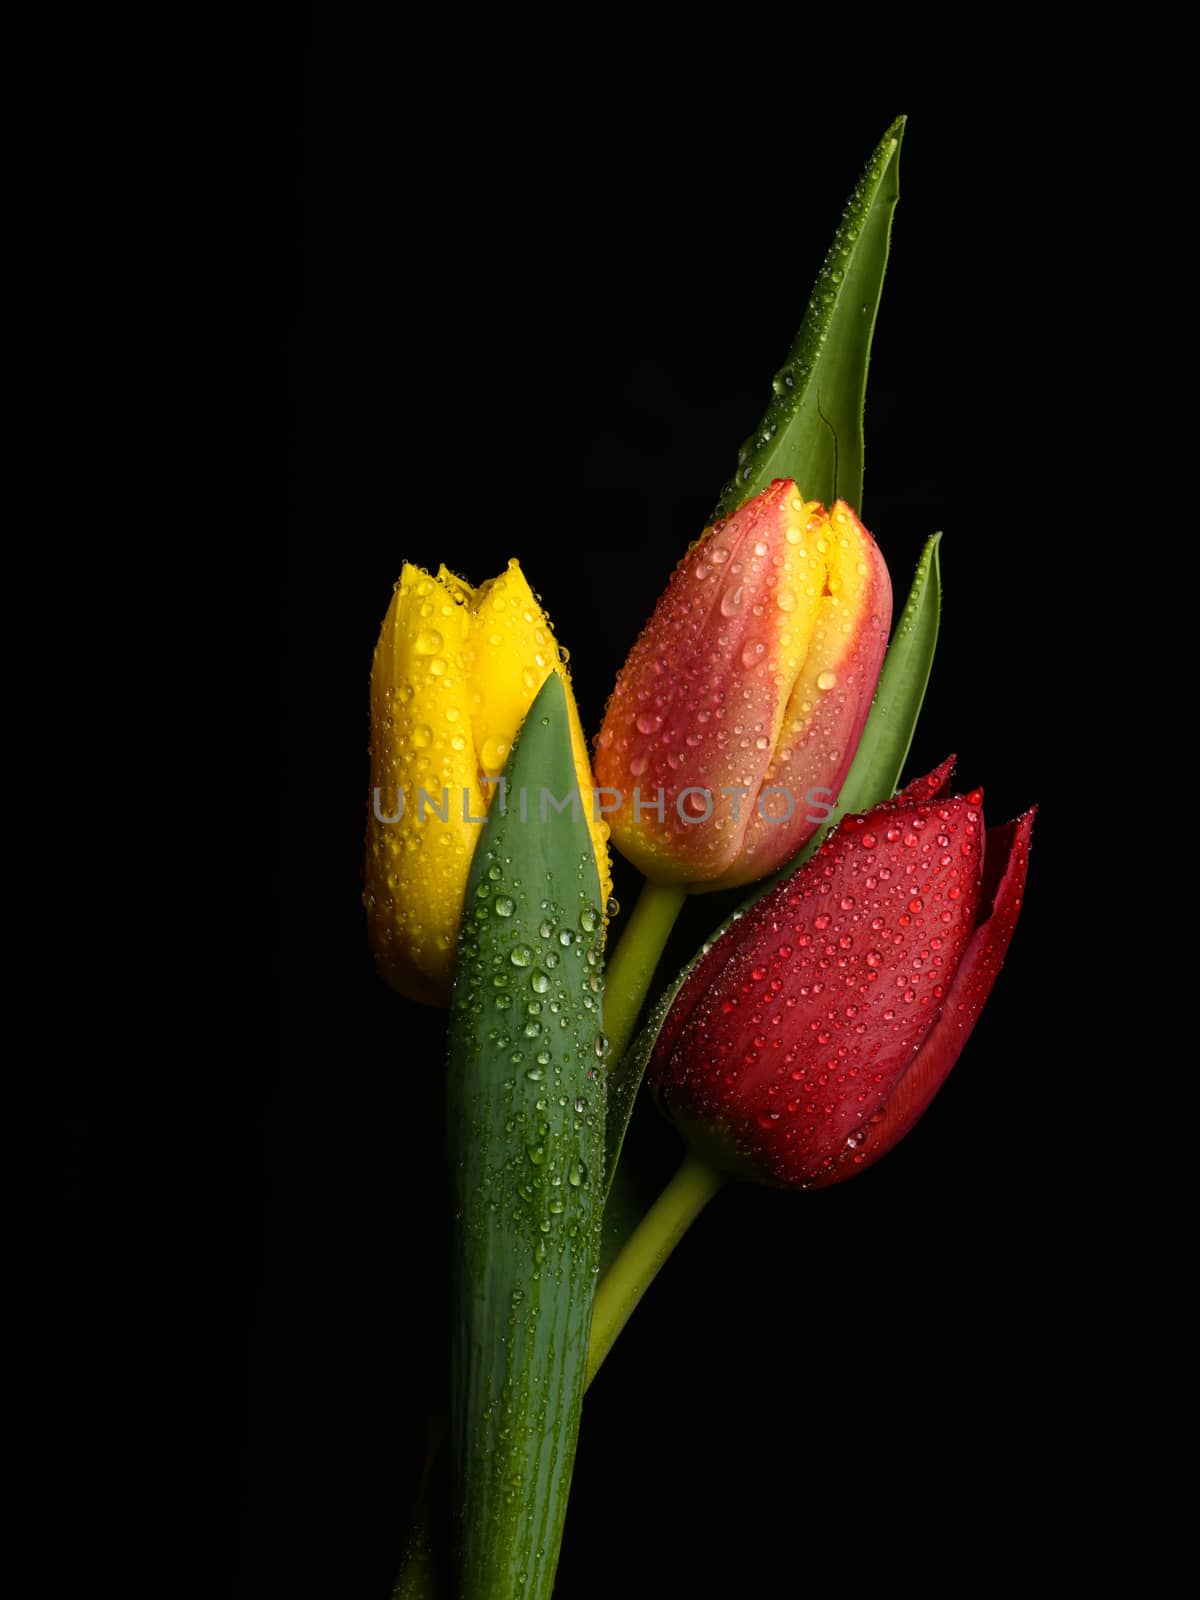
top-left (436, 562), bottom-right (476, 608)
top-left (882, 754), bottom-right (958, 807)
top-left (596, 480), bottom-right (822, 880)
top-left (467, 559), bottom-right (560, 778)
top-left (811, 807), bottom-right (1036, 1186)
top-left (366, 564), bottom-right (485, 1004)
top-left (466, 559), bottom-right (612, 909)
top-left (715, 500), bottom-right (892, 888)
top-left (651, 772), bottom-right (989, 1186)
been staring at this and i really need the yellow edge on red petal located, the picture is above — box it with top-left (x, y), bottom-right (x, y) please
top-left (772, 499), bottom-right (873, 761)
top-left (757, 491), bottom-right (828, 789)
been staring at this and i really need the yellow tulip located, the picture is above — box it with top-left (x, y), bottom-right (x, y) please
top-left (365, 559), bottom-right (612, 1005)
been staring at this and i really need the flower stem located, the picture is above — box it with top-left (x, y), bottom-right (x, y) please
top-left (586, 1153), bottom-right (723, 1385)
top-left (602, 880), bottom-right (687, 1062)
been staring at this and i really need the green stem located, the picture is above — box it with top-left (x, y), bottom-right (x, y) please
top-left (602, 879), bottom-right (687, 1062)
top-left (586, 1153), bottom-right (724, 1385)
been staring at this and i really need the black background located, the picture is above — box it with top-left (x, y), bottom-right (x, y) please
top-left (264, 34), bottom-right (1131, 1599)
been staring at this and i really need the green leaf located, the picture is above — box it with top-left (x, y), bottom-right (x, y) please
top-left (829, 531), bottom-right (942, 819)
top-left (601, 533), bottom-right (941, 1197)
top-left (447, 673), bottom-right (606, 1600)
top-left (712, 116), bottom-right (905, 522)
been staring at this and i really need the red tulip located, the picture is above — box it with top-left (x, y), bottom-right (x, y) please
top-left (594, 480), bottom-right (892, 890)
top-left (647, 761), bottom-right (1034, 1187)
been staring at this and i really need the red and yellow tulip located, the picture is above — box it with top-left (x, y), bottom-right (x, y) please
top-left (595, 479), bottom-right (891, 890)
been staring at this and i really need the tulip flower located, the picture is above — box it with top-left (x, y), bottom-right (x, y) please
top-left (646, 760), bottom-right (1034, 1186)
top-left (595, 479), bottom-right (892, 891)
top-left (365, 559), bottom-right (612, 1005)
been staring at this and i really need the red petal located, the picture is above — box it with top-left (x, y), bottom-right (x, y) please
top-left (710, 501), bottom-right (893, 889)
top-left (883, 754), bottom-right (958, 808)
top-left (650, 772), bottom-right (988, 1186)
top-left (807, 806), bottom-right (1036, 1187)
top-left (595, 479), bottom-right (804, 880)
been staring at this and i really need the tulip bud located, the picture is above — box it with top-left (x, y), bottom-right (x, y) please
top-left (365, 559), bottom-right (612, 1005)
top-left (595, 480), bottom-right (891, 890)
top-left (647, 763), bottom-right (1034, 1187)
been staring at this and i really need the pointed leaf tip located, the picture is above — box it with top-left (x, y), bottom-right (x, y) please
top-left (712, 117), bottom-right (905, 523)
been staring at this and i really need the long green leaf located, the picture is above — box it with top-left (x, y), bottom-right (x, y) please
top-left (830, 530), bottom-right (942, 818)
top-left (448, 673), bottom-right (606, 1600)
top-left (712, 115), bottom-right (904, 522)
top-left (602, 533), bottom-right (941, 1195)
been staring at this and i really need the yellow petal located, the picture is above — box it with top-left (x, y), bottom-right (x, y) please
top-left (365, 562), bottom-right (485, 1004)
top-left (465, 559), bottom-right (556, 777)
top-left (436, 563), bottom-right (475, 608)
top-left (466, 560), bottom-right (612, 907)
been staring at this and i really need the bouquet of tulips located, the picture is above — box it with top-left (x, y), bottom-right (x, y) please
top-left (363, 118), bottom-right (1034, 1598)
